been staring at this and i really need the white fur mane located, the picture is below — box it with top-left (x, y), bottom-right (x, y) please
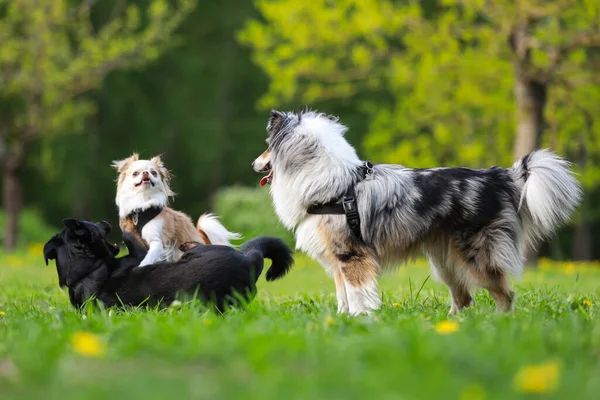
top-left (270, 112), bottom-right (362, 229)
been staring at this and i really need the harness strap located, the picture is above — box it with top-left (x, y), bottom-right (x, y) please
top-left (130, 206), bottom-right (163, 236)
top-left (306, 161), bottom-right (373, 241)
top-left (306, 203), bottom-right (345, 215)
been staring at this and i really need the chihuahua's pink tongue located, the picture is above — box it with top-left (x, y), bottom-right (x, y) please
top-left (260, 170), bottom-right (273, 187)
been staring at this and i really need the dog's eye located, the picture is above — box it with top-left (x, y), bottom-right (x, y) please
top-left (151, 171), bottom-right (158, 177)
top-left (132, 171), bottom-right (139, 177)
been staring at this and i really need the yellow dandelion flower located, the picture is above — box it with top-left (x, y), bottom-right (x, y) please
top-left (70, 331), bottom-right (105, 357)
top-left (373, 316), bottom-right (380, 322)
top-left (582, 299), bottom-right (592, 308)
top-left (203, 319), bottom-right (213, 326)
top-left (563, 263), bottom-right (576, 275)
top-left (5, 255), bottom-right (23, 267)
top-left (27, 242), bottom-right (45, 257)
top-left (513, 361), bottom-right (560, 393)
top-left (435, 320), bottom-right (459, 335)
top-left (0, 311), bottom-right (5, 317)
top-left (459, 383), bottom-right (485, 400)
top-left (325, 316), bottom-right (334, 326)
top-left (392, 303), bottom-right (401, 307)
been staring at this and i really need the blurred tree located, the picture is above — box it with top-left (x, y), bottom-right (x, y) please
top-left (0, 0), bottom-right (195, 251)
top-left (29, 0), bottom-right (275, 234)
top-left (239, 0), bottom-right (600, 261)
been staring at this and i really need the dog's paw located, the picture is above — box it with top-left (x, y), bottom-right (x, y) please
top-left (138, 258), bottom-right (152, 267)
top-left (337, 304), bottom-right (349, 314)
top-left (348, 309), bottom-right (372, 317)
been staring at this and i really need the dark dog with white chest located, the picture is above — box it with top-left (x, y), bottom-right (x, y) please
top-left (43, 219), bottom-right (293, 311)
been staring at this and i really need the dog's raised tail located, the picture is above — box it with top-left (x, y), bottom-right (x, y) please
top-left (240, 237), bottom-right (294, 282)
top-left (512, 149), bottom-right (582, 248)
top-left (196, 213), bottom-right (241, 246)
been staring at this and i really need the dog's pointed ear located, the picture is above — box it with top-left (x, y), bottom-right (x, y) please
top-left (270, 109), bottom-right (284, 119)
top-left (43, 235), bottom-right (62, 266)
top-left (111, 153), bottom-right (139, 173)
top-left (97, 221), bottom-right (112, 235)
top-left (267, 110), bottom-right (286, 132)
top-left (63, 218), bottom-right (88, 237)
top-left (150, 154), bottom-right (174, 195)
top-left (63, 218), bottom-right (81, 231)
top-left (150, 154), bottom-right (165, 168)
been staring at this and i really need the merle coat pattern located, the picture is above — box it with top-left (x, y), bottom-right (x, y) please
top-left (253, 109), bottom-right (582, 316)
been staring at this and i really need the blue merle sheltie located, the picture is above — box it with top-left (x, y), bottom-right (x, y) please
top-left (252, 109), bottom-right (582, 316)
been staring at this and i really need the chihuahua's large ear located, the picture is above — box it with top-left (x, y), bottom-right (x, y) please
top-left (43, 235), bottom-right (63, 265)
top-left (267, 110), bottom-right (286, 132)
top-left (150, 154), bottom-right (165, 168)
top-left (150, 154), bottom-right (171, 179)
top-left (111, 153), bottom-right (139, 173)
top-left (150, 154), bottom-right (174, 195)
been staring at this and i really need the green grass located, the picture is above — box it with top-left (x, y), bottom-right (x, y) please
top-left (1, 247), bottom-right (599, 400)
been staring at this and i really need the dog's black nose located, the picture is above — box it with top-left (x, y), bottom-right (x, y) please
top-left (251, 161), bottom-right (255, 167)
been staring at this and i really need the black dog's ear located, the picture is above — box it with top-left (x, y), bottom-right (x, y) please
top-left (267, 110), bottom-right (286, 132)
top-left (43, 235), bottom-right (63, 266)
top-left (63, 218), bottom-right (87, 237)
top-left (97, 221), bottom-right (112, 235)
top-left (63, 218), bottom-right (81, 231)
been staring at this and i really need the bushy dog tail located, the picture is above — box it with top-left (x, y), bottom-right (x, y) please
top-left (240, 237), bottom-right (294, 282)
top-left (512, 149), bottom-right (582, 248)
top-left (196, 213), bottom-right (241, 246)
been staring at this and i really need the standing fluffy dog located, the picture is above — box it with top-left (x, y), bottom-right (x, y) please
top-left (253, 110), bottom-right (582, 316)
top-left (113, 153), bottom-right (240, 266)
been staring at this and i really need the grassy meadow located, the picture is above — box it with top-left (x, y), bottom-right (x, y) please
top-left (1, 244), bottom-right (599, 400)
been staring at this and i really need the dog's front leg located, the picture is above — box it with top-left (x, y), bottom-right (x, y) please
top-left (138, 219), bottom-right (165, 267)
top-left (334, 270), bottom-right (349, 314)
top-left (339, 255), bottom-right (382, 316)
top-left (123, 232), bottom-right (148, 261)
top-left (139, 240), bottom-right (163, 266)
top-left (344, 279), bottom-right (381, 316)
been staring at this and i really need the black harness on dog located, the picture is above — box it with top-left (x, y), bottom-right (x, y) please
top-left (307, 161), bottom-right (374, 241)
top-left (130, 206), bottom-right (163, 236)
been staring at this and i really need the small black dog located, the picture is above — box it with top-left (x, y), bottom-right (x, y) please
top-left (43, 219), bottom-right (294, 311)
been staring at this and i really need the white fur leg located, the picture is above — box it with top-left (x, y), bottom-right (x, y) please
top-left (334, 271), bottom-right (349, 314)
top-left (344, 279), bottom-right (381, 316)
top-left (448, 294), bottom-right (460, 315)
top-left (139, 240), bottom-right (164, 266)
top-left (139, 218), bottom-right (166, 266)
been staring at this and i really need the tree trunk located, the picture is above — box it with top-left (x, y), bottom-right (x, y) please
top-left (512, 77), bottom-right (547, 160)
top-left (208, 29), bottom-right (237, 202)
top-left (513, 71), bottom-right (548, 266)
top-left (2, 159), bottom-right (23, 252)
top-left (571, 118), bottom-right (591, 261)
top-left (572, 211), bottom-right (592, 261)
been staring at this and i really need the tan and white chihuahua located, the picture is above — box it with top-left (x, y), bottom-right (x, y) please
top-left (113, 153), bottom-right (240, 266)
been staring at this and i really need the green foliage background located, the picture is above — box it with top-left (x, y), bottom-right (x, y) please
top-left (1, 0), bottom-right (599, 259)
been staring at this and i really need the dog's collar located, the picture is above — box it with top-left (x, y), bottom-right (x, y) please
top-left (306, 161), bottom-right (374, 241)
top-left (129, 206), bottom-right (163, 235)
